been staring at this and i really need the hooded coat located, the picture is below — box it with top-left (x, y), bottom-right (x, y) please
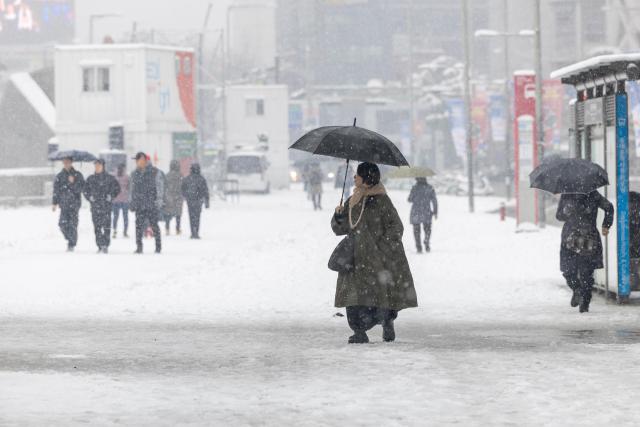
top-left (556, 191), bottom-right (614, 272)
top-left (331, 194), bottom-right (418, 310)
top-left (164, 160), bottom-right (184, 217)
top-left (181, 164), bottom-right (210, 207)
top-left (408, 180), bottom-right (438, 224)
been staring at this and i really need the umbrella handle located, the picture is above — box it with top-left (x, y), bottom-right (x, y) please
top-left (340, 159), bottom-right (350, 207)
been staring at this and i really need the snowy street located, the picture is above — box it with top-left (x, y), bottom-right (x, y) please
top-left (3, 186), bottom-right (640, 426)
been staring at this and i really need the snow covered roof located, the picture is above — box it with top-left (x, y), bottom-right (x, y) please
top-left (55, 43), bottom-right (194, 53)
top-left (9, 72), bottom-right (55, 131)
top-left (550, 53), bottom-right (640, 86)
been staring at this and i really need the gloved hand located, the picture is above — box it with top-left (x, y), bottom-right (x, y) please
top-left (90, 196), bottom-right (95, 202)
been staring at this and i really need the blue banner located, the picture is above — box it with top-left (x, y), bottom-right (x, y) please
top-left (616, 93), bottom-right (631, 298)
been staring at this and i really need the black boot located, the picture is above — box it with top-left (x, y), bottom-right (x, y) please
top-left (382, 320), bottom-right (395, 342)
top-left (571, 289), bottom-right (580, 307)
top-left (134, 245), bottom-right (143, 254)
top-left (578, 295), bottom-right (590, 313)
top-left (348, 331), bottom-right (369, 344)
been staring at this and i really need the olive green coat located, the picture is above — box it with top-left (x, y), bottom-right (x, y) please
top-left (331, 194), bottom-right (418, 310)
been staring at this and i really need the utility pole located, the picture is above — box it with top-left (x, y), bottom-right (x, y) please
top-left (462, 0), bottom-right (475, 213)
top-left (503, 0), bottom-right (512, 201)
top-left (198, 3), bottom-right (213, 151)
top-left (407, 0), bottom-right (416, 165)
top-left (534, 0), bottom-right (545, 227)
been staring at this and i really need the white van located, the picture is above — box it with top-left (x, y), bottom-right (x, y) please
top-left (226, 151), bottom-right (270, 193)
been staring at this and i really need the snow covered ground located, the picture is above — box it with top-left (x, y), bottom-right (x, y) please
top-left (3, 185), bottom-right (640, 426)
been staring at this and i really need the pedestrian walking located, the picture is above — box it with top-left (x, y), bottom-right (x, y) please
top-left (164, 160), bottom-right (184, 235)
top-left (408, 177), bottom-right (438, 253)
top-left (330, 162), bottom-right (417, 344)
top-left (181, 163), bottom-right (210, 239)
top-left (308, 163), bottom-right (323, 210)
top-left (556, 191), bottom-right (614, 313)
top-left (129, 152), bottom-right (164, 254)
top-left (83, 159), bottom-right (120, 253)
top-left (112, 163), bottom-right (130, 238)
top-left (52, 156), bottom-right (84, 251)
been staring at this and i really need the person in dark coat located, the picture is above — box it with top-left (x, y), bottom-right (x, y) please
top-left (129, 152), bottom-right (164, 254)
top-left (556, 191), bottom-right (614, 313)
top-left (332, 162), bottom-right (417, 344)
top-left (164, 160), bottom-right (184, 235)
top-left (181, 163), bottom-right (210, 239)
top-left (52, 156), bottom-right (85, 251)
top-left (408, 177), bottom-right (438, 253)
top-left (83, 159), bottom-right (121, 253)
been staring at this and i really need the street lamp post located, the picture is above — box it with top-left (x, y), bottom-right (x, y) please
top-left (89, 14), bottom-right (122, 44)
top-left (474, 27), bottom-right (535, 203)
top-left (462, 0), bottom-right (474, 213)
top-left (533, 0), bottom-right (545, 228)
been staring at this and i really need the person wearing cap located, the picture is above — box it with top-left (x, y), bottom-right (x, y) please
top-left (83, 159), bottom-right (121, 253)
top-left (129, 152), bottom-right (164, 254)
top-left (52, 156), bottom-right (85, 252)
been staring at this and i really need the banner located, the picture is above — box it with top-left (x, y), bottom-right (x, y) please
top-left (542, 79), bottom-right (564, 147)
top-left (627, 81), bottom-right (640, 158)
top-left (446, 98), bottom-right (466, 159)
top-left (471, 91), bottom-right (489, 152)
top-left (489, 94), bottom-right (506, 143)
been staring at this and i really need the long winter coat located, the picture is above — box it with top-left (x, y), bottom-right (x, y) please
top-left (164, 162), bottom-right (184, 217)
top-left (408, 182), bottom-right (438, 224)
top-left (52, 168), bottom-right (85, 210)
top-left (331, 194), bottom-right (418, 310)
top-left (129, 165), bottom-right (164, 212)
top-left (181, 164), bottom-right (210, 208)
top-left (556, 191), bottom-right (614, 272)
top-left (83, 172), bottom-right (121, 214)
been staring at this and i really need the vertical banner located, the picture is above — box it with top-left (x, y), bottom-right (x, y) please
top-left (471, 92), bottom-right (489, 152)
top-left (513, 71), bottom-right (538, 227)
top-left (172, 132), bottom-right (197, 176)
top-left (542, 80), bottom-right (564, 148)
top-left (627, 82), bottom-right (640, 157)
top-left (489, 94), bottom-right (506, 143)
top-left (446, 98), bottom-right (467, 160)
top-left (616, 93), bottom-right (630, 298)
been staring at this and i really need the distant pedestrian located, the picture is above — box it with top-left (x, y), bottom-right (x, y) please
top-left (556, 191), bottom-right (614, 313)
top-left (83, 159), bottom-right (120, 253)
top-left (112, 164), bottom-right (130, 238)
top-left (330, 162), bottom-right (417, 344)
top-left (181, 163), bottom-right (210, 239)
top-left (52, 156), bottom-right (84, 251)
top-left (308, 163), bottom-right (323, 210)
top-left (129, 152), bottom-right (163, 254)
top-left (408, 177), bottom-right (438, 253)
top-left (164, 160), bottom-right (184, 235)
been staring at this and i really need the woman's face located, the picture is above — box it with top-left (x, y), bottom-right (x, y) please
top-left (354, 173), bottom-right (364, 188)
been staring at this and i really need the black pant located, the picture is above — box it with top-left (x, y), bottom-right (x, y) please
top-left (59, 207), bottom-right (79, 248)
top-left (413, 221), bottom-right (432, 250)
top-left (91, 207), bottom-right (111, 249)
top-left (563, 261), bottom-right (595, 305)
top-left (187, 203), bottom-right (202, 237)
top-left (346, 306), bottom-right (398, 333)
top-left (165, 214), bottom-right (181, 232)
top-left (135, 208), bottom-right (161, 250)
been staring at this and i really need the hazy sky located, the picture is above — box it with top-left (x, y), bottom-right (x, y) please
top-left (75, 0), bottom-right (232, 43)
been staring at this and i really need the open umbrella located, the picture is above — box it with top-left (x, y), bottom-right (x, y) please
top-left (529, 157), bottom-right (608, 195)
top-left (289, 119), bottom-right (409, 204)
top-left (387, 166), bottom-right (436, 179)
top-left (48, 150), bottom-right (97, 162)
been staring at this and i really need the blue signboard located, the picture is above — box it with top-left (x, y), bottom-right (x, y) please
top-left (616, 93), bottom-right (631, 298)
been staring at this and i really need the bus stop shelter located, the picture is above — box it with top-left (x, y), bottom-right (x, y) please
top-left (551, 54), bottom-right (640, 303)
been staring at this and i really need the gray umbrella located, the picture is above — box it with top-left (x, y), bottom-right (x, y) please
top-left (529, 157), bottom-right (609, 195)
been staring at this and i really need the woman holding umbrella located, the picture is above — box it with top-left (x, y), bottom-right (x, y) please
top-left (531, 157), bottom-right (614, 313)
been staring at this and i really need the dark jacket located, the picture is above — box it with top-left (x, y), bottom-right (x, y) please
top-left (556, 191), bottom-right (614, 272)
top-left (408, 181), bottom-right (438, 224)
top-left (129, 165), bottom-right (164, 212)
top-left (52, 167), bottom-right (85, 210)
top-left (83, 172), bottom-right (121, 212)
top-left (181, 164), bottom-right (210, 207)
top-left (164, 160), bottom-right (184, 217)
top-left (630, 192), bottom-right (640, 259)
top-left (331, 194), bottom-right (417, 311)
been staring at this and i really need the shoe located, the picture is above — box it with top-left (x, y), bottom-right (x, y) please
top-left (348, 332), bottom-right (369, 344)
top-left (112, 231), bottom-right (117, 239)
top-left (134, 246), bottom-right (143, 254)
top-left (570, 290), bottom-right (580, 307)
top-left (67, 245), bottom-right (75, 252)
top-left (382, 320), bottom-right (396, 342)
top-left (176, 229), bottom-right (181, 235)
top-left (425, 246), bottom-right (431, 253)
top-left (578, 296), bottom-right (590, 313)
top-left (124, 232), bottom-right (129, 238)
top-left (102, 247), bottom-right (109, 254)
top-left (97, 248), bottom-right (103, 254)
top-left (155, 248), bottom-right (162, 254)
top-left (416, 247), bottom-right (422, 254)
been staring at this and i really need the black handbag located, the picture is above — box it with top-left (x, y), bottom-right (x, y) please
top-left (564, 229), bottom-right (599, 256)
top-left (328, 234), bottom-right (355, 272)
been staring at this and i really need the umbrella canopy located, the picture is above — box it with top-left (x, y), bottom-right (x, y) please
top-left (529, 157), bottom-right (609, 195)
top-left (48, 150), bottom-right (97, 162)
top-left (289, 124), bottom-right (409, 167)
top-left (387, 166), bottom-right (436, 179)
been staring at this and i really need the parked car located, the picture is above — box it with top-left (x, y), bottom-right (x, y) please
top-left (226, 151), bottom-right (270, 193)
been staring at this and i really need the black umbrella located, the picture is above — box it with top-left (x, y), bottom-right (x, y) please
top-left (529, 157), bottom-right (609, 195)
top-left (48, 150), bottom-right (97, 162)
top-left (289, 119), bottom-right (409, 204)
